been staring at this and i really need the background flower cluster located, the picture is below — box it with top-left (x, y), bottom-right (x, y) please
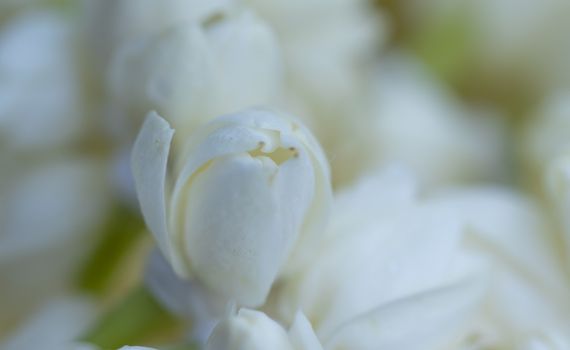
top-left (2, 0), bottom-right (570, 349)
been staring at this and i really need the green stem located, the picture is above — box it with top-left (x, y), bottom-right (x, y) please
top-left (77, 205), bottom-right (145, 296)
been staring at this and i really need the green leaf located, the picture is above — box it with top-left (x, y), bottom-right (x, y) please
top-left (80, 286), bottom-right (184, 349)
top-left (77, 205), bottom-right (145, 295)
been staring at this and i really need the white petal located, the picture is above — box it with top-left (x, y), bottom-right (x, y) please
top-left (131, 112), bottom-right (185, 274)
top-left (324, 278), bottom-right (485, 350)
top-left (432, 187), bottom-right (570, 300)
top-left (109, 21), bottom-right (216, 130)
top-left (205, 10), bottom-right (283, 117)
top-left (108, 9), bottom-right (282, 132)
top-left (83, 0), bottom-right (233, 77)
top-left (183, 151), bottom-right (305, 306)
top-left (288, 311), bottom-right (324, 350)
top-left (273, 171), bottom-right (463, 337)
top-left (242, 110), bottom-right (332, 275)
top-left (270, 135), bottom-right (316, 271)
top-left (488, 264), bottom-right (570, 335)
top-left (327, 166), bottom-right (417, 241)
top-left (169, 123), bottom-right (274, 245)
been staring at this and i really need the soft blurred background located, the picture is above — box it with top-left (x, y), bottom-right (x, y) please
top-left (2, 0), bottom-right (570, 348)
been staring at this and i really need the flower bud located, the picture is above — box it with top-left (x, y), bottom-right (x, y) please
top-left (131, 108), bottom-right (331, 306)
top-left (206, 309), bottom-right (292, 350)
top-left (206, 309), bottom-right (322, 350)
top-left (110, 9), bottom-right (282, 133)
top-left (80, 0), bottom-right (233, 78)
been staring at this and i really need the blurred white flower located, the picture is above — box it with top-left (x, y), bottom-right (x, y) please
top-left (473, 0), bottom-right (570, 90)
top-left (0, 11), bottom-right (84, 151)
top-left (80, 0), bottom-right (234, 79)
top-left (432, 187), bottom-right (570, 348)
top-left (0, 296), bottom-right (97, 350)
top-left (132, 108), bottom-right (331, 307)
top-left (0, 157), bottom-right (110, 333)
top-left (265, 167), bottom-right (485, 349)
top-left (245, 0), bottom-right (381, 109)
top-left (109, 8), bottom-right (282, 134)
top-left (370, 54), bottom-right (507, 187)
top-left (6, 1), bottom-right (570, 348)
top-left (206, 309), bottom-right (322, 350)
top-left (409, 0), bottom-right (570, 90)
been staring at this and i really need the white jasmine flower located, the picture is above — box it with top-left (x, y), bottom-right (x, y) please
top-left (109, 8), bottom-right (282, 133)
top-left (370, 54), bottom-right (507, 187)
top-left (0, 11), bottom-right (83, 151)
top-left (0, 157), bottom-right (110, 332)
top-left (206, 309), bottom-right (322, 350)
top-left (266, 167), bottom-right (486, 349)
top-left (131, 108), bottom-right (331, 307)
